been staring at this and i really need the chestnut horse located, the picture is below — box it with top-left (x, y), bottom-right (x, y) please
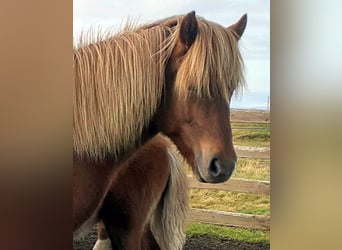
top-left (73, 10), bottom-right (247, 248)
top-left (92, 134), bottom-right (188, 250)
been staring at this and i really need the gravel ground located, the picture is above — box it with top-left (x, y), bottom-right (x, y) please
top-left (73, 228), bottom-right (270, 250)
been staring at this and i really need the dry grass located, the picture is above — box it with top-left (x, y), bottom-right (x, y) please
top-left (230, 109), bottom-right (270, 123)
top-left (233, 158), bottom-right (270, 181)
top-left (189, 189), bottom-right (270, 215)
top-left (231, 122), bottom-right (270, 128)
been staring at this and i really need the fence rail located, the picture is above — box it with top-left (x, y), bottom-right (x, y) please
top-left (188, 177), bottom-right (270, 230)
top-left (187, 176), bottom-right (270, 195)
top-left (231, 120), bottom-right (270, 124)
top-left (232, 127), bottom-right (269, 130)
top-left (235, 148), bottom-right (270, 159)
top-left (188, 209), bottom-right (270, 230)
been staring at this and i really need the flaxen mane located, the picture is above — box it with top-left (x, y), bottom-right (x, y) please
top-left (139, 16), bottom-right (245, 100)
top-left (73, 21), bottom-right (177, 160)
top-left (174, 17), bottom-right (245, 101)
top-left (73, 15), bottom-right (244, 160)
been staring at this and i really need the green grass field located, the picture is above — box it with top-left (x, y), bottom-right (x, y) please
top-left (185, 121), bottom-right (270, 243)
top-left (186, 222), bottom-right (270, 243)
top-left (232, 122), bottom-right (270, 147)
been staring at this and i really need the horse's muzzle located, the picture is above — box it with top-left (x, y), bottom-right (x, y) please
top-left (195, 154), bottom-right (236, 183)
top-left (207, 157), bottom-right (236, 183)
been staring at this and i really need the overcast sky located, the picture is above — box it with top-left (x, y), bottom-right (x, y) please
top-left (74, 0), bottom-right (270, 109)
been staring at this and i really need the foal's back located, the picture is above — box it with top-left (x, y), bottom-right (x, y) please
top-left (99, 135), bottom-right (174, 249)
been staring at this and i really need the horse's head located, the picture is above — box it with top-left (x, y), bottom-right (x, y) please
top-left (156, 11), bottom-right (247, 183)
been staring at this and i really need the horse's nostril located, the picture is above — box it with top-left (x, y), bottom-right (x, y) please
top-left (209, 158), bottom-right (221, 177)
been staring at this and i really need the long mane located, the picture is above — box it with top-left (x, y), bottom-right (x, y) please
top-left (73, 15), bottom-right (244, 160)
top-left (175, 17), bottom-right (245, 101)
top-left (73, 21), bottom-right (177, 160)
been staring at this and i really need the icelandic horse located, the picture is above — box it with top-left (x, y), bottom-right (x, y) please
top-left (92, 134), bottom-right (188, 250)
top-left (73, 10), bottom-right (247, 249)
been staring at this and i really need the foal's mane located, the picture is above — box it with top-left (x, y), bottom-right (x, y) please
top-left (73, 14), bottom-right (244, 160)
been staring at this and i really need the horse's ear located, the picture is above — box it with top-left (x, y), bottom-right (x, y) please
top-left (179, 11), bottom-right (198, 49)
top-left (228, 13), bottom-right (247, 39)
top-left (167, 11), bottom-right (198, 73)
